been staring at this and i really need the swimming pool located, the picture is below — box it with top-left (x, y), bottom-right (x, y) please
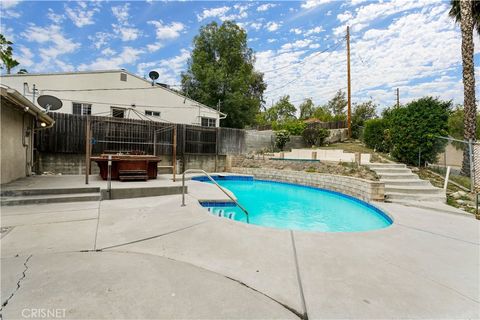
top-left (194, 176), bottom-right (392, 232)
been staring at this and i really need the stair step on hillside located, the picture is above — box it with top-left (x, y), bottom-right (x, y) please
top-left (1, 193), bottom-right (101, 206)
top-left (0, 187), bottom-right (100, 197)
top-left (377, 173), bottom-right (419, 180)
top-left (385, 192), bottom-right (446, 202)
top-left (367, 163), bottom-right (406, 169)
top-left (380, 179), bottom-right (431, 186)
top-left (385, 186), bottom-right (445, 195)
top-left (374, 168), bottom-right (412, 174)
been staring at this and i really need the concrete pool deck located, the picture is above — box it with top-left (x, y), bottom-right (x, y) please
top-left (1, 178), bottom-right (479, 319)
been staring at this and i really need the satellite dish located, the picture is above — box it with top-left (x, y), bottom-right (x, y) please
top-left (148, 71), bottom-right (159, 81)
top-left (37, 95), bottom-right (63, 112)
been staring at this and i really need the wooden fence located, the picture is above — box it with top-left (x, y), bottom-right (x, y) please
top-left (36, 113), bottom-right (246, 156)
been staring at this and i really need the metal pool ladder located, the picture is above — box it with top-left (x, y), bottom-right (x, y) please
top-left (181, 169), bottom-right (250, 224)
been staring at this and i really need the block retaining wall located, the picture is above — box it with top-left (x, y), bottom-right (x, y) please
top-left (230, 167), bottom-right (384, 202)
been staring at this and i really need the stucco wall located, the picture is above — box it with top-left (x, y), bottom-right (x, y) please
top-left (1, 104), bottom-right (32, 184)
top-left (229, 167), bottom-right (384, 202)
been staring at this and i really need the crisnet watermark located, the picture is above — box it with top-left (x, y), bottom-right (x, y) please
top-left (21, 308), bottom-right (66, 319)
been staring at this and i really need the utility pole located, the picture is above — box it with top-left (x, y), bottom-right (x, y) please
top-left (346, 26), bottom-right (352, 139)
top-left (396, 88), bottom-right (400, 108)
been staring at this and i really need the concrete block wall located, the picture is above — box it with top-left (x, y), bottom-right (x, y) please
top-left (230, 167), bottom-right (384, 202)
top-left (38, 153), bottom-right (227, 175)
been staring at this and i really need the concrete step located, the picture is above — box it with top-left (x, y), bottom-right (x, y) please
top-left (380, 179), bottom-right (431, 186)
top-left (385, 186), bottom-right (445, 195)
top-left (0, 187), bottom-right (100, 197)
top-left (374, 168), bottom-right (412, 174)
top-left (377, 173), bottom-right (419, 180)
top-left (1, 193), bottom-right (101, 206)
top-left (367, 163), bottom-right (407, 169)
top-left (385, 192), bottom-right (446, 202)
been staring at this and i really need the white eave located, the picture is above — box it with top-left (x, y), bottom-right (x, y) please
top-left (0, 84), bottom-right (54, 127)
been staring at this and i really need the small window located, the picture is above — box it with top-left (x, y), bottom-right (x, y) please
top-left (145, 110), bottom-right (161, 117)
top-left (120, 72), bottom-right (127, 81)
top-left (111, 107), bottom-right (125, 118)
top-left (201, 117), bottom-right (216, 127)
top-left (72, 102), bottom-right (92, 115)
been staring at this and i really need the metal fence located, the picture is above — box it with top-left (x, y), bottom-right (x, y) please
top-left (426, 136), bottom-right (475, 192)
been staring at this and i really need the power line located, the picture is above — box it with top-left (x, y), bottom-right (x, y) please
top-left (260, 38), bottom-right (346, 74)
top-left (264, 41), bottom-right (345, 94)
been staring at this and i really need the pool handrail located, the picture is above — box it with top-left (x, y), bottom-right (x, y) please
top-left (181, 169), bottom-right (250, 224)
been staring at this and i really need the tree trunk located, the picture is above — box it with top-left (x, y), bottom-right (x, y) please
top-left (460, 0), bottom-right (476, 176)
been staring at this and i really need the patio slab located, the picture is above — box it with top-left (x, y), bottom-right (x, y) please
top-left (1, 252), bottom-right (297, 319)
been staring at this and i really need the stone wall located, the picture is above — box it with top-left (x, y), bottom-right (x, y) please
top-left (229, 167), bottom-right (384, 202)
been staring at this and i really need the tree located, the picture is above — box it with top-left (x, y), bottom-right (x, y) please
top-left (448, 106), bottom-right (480, 149)
top-left (326, 89), bottom-right (347, 116)
top-left (0, 34), bottom-right (19, 74)
top-left (450, 0), bottom-right (478, 175)
top-left (274, 130), bottom-right (290, 151)
top-left (299, 98), bottom-right (315, 120)
top-left (264, 95), bottom-right (296, 123)
top-left (17, 68), bottom-right (28, 74)
top-left (351, 101), bottom-right (377, 139)
top-left (312, 105), bottom-right (333, 122)
top-left (389, 97), bottom-right (450, 165)
top-left (181, 21), bottom-right (266, 128)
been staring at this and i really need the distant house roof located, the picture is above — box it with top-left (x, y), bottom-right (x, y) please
top-left (0, 84), bottom-right (54, 127)
top-left (0, 69), bottom-right (226, 117)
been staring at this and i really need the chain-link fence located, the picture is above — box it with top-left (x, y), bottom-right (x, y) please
top-left (426, 136), bottom-right (474, 192)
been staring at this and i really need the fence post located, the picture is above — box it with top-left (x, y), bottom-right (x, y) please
top-left (85, 116), bottom-right (90, 185)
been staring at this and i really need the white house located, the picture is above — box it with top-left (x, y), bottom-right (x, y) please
top-left (0, 69), bottom-right (225, 127)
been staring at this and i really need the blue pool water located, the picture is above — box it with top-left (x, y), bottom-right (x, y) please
top-left (195, 176), bottom-right (392, 232)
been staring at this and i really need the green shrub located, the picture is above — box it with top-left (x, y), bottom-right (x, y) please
top-left (363, 118), bottom-right (390, 152)
top-left (272, 119), bottom-right (306, 135)
top-left (389, 97), bottom-right (450, 165)
top-left (274, 130), bottom-right (290, 151)
top-left (302, 125), bottom-right (329, 146)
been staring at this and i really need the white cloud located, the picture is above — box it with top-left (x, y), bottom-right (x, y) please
top-left (257, 3), bottom-right (277, 12)
top-left (148, 20), bottom-right (185, 40)
top-left (197, 6), bottom-right (230, 21)
top-left (47, 9), bottom-right (65, 24)
top-left (78, 47), bottom-right (144, 71)
top-left (137, 49), bottom-right (191, 85)
top-left (305, 26), bottom-right (325, 35)
top-left (147, 43), bottom-right (163, 52)
top-left (257, 4), bottom-right (468, 109)
top-left (88, 32), bottom-right (114, 49)
top-left (337, 11), bottom-right (353, 23)
top-left (280, 39), bottom-right (313, 52)
top-left (290, 28), bottom-right (302, 35)
top-left (111, 3), bottom-right (141, 41)
top-left (266, 21), bottom-right (281, 32)
top-left (16, 46), bottom-right (34, 68)
top-left (101, 48), bottom-right (116, 56)
top-left (250, 22), bottom-right (263, 30)
top-left (1, 0), bottom-right (20, 9)
top-left (21, 24), bottom-right (80, 72)
top-left (301, 0), bottom-right (332, 10)
top-left (65, 2), bottom-right (99, 27)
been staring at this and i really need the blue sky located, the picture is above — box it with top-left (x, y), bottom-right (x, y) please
top-left (1, 0), bottom-right (479, 110)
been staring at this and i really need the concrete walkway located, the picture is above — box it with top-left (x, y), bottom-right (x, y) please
top-left (1, 187), bottom-right (479, 318)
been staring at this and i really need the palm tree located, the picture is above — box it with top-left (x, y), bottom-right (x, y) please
top-left (2, 50), bottom-right (19, 74)
top-left (450, 0), bottom-right (478, 176)
top-left (17, 68), bottom-right (28, 74)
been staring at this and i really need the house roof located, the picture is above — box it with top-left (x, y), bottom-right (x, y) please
top-left (0, 69), bottom-right (225, 116)
top-left (0, 84), bottom-right (54, 127)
